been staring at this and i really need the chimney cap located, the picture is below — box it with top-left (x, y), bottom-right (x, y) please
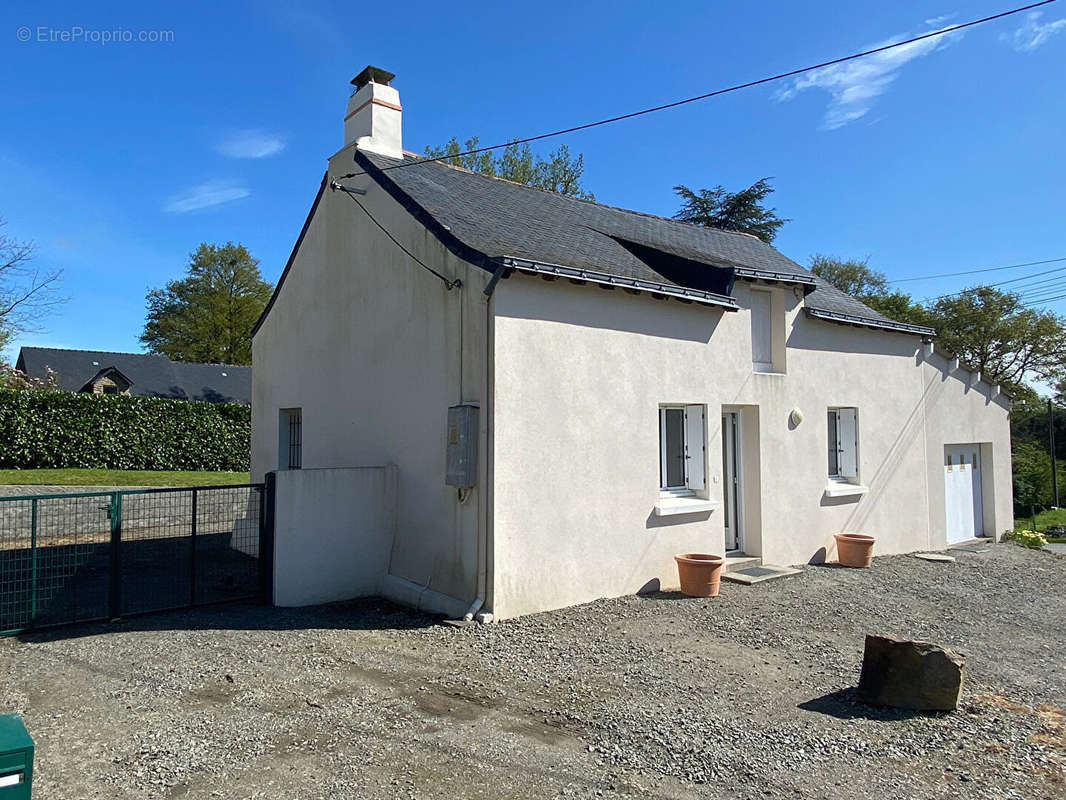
top-left (350, 66), bottom-right (395, 90)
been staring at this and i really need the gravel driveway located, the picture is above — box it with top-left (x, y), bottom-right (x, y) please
top-left (1, 544), bottom-right (1063, 799)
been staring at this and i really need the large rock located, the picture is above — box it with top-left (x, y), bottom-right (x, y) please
top-left (857, 634), bottom-right (964, 711)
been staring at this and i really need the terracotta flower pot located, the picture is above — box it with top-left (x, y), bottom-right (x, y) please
top-left (675, 553), bottom-right (725, 597)
top-left (834, 533), bottom-right (875, 568)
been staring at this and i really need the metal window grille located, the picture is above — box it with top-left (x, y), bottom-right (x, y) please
top-left (286, 410), bottom-right (302, 470)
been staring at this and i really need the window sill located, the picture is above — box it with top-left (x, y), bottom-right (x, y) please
top-left (823, 481), bottom-right (868, 498)
top-left (753, 369), bottom-right (786, 377)
top-left (654, 494), bottom-right (719, 517)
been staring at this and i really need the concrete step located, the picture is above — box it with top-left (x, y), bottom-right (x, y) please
top-left (723, 554), bottom-right (761, 573)
top-left (722, 564), bottom-right (803, 585)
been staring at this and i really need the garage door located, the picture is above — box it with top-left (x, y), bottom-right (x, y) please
top-left (944, 445), bottom-right (984, 544)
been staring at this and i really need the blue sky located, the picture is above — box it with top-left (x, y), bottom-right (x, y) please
top-left (1, 0), bottom-right (1064, 361)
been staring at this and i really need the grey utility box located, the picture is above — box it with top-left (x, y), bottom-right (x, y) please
top-left (0, 714), bottom-right (33, 799)
top-left (445, 403), bottom-right (479, 487)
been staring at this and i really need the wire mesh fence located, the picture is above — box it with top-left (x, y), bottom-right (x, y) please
top-left (0, 484), bottom-right (269, 635)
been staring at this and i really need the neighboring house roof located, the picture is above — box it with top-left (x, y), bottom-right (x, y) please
top-left (348, 150), bottom-right (934, 336)
top-left (14, 348), bottom-right (251, 403)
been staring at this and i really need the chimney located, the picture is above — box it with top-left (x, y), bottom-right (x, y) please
top-left (344, 65), bottom-right (402, 159)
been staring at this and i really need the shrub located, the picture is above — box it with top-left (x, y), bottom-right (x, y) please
top-left (1007, 529), bottom-right (1047, 549)
top-left (0, 361), bottom-right (59, 392)
top-left (0, 387), bottom-right (249, 471)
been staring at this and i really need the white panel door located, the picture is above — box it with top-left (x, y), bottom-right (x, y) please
top-left (945, 444), bottom-right (984, 543)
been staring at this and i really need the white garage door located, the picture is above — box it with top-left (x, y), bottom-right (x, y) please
top-left (944, 444), bottom-right (984, 544)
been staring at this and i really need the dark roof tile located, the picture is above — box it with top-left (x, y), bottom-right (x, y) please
top-left (356, 152), bottom-right (929, 335)
top-left (15, 348), bottom-right (250, 403)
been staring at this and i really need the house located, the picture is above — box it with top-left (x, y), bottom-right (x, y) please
top-left (251, 66), bottom-right (1012, 620)
top-left (16, 347), bottom-right (251, 404)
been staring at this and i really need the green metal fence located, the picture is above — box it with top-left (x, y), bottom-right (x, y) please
top-left (0, 484), bottom-right (272, 636)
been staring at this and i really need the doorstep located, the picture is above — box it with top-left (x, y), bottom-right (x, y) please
top-left (722, 564), bottom-right (803, 585)
top-left (724, 554), bottom-right (760, 574)
top-left (947, 539), bottom-right (992, 552)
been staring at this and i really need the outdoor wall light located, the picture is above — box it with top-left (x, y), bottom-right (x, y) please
top-left (789, 407), bottom-right (804, 427)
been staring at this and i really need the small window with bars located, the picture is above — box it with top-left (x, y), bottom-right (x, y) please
top-left (280, 408), bottom-right (302, 470)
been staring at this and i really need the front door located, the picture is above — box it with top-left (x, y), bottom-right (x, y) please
top-left (722, 412), bottom-right (743, 552)
top-left (945, 444), bottom-right (984, 543)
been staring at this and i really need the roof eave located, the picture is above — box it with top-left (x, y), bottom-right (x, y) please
top-left (733, 267), bottom-right (817, 288)
top-left (500, 257), bottom-right (739, 310)
top-left (804, 307), bottom-right (936, 337)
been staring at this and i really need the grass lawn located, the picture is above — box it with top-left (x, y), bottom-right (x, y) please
top-left (0, 469), bottom-right (251, 487)
top-left (1014, 505), bottom-right (1066, 534)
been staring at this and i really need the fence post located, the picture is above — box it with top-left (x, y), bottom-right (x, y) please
top-left (189, 488), bottom-right (199, 607)
top-left (29, 499), bottom-right (38, 624)
top-left (260, 473), bottom-right (276, 604)
top-left (108, 492), bottom-right (123, 620)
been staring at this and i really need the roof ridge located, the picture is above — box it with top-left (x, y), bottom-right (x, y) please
top-left (398, 153), bottom-right (774, 244)
top-left (21, 346), bottom-right (249, 369)
top-left (22, 346), bottom-right (166, 358)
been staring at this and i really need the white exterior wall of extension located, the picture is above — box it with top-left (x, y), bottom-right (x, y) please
top-left (489, 274), bottom-right (1012, 619)
top-left (251, 143), bottom-right (492, 612)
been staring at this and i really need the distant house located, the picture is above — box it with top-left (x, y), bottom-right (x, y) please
top-left (15, 347), bottom-right (251, 404)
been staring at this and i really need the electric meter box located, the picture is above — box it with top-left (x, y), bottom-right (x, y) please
top-left (445, 403), bottom-right (479, 487)
top-left (0, 715), bottom-right (33, 799)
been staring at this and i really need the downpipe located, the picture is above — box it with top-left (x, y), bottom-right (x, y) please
top-left (459, 263), bottom-right (506, 624)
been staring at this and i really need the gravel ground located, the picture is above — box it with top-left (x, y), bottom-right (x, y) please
top-left (1, 543), bottom-right (1063, 799)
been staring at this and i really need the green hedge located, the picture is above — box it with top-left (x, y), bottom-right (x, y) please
top-left (0, 388), bottom-right (250, 471)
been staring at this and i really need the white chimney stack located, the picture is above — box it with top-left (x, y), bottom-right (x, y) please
top-left (344, 66), bottom-right (402, 159)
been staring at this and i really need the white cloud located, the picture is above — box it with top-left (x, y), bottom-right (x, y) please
top-left (924, 13), bottom-right (956, 27)
top-left (1003, 10), bottom-right (1066, 52)
top-left (775, 23), bottom-right (963, 130)
top-left (164, 180), bottom-right (250, 213)
top-left (215, 129), bottom-right (286, 159)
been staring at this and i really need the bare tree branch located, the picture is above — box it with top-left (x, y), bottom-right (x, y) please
top-left (0, 218), bottom-right (64, 344)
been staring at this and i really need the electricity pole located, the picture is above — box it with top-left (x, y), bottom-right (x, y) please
top-left (1051, 399), bottom-right (1059, 508)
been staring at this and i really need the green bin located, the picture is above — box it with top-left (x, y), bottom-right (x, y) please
top-left (0, 716), bottom-right (32, 799)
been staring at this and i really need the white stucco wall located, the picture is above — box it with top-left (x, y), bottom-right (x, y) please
top-left (273, 466), bottom-right (396, 606)
top-left (920, 351), bottom-right (1013, 542)
top-left (252, 144), bottom-right (491, 613)
top-left (490, 274), bottom-right (1012, 618)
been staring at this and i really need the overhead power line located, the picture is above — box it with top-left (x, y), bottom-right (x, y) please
top-left (338, 0), bottom-right (1057, 180)
top-left (887, 256), bottom-right (1066, 283)
top-left (922, 264), bottom-right (1066, 303)
top-left (1017, 285), bottom-right (1066, 302)
top-left (1022, 293), bottom-right (1066, 308)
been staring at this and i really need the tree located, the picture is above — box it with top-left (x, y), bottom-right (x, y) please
top-left (929, 287), bottom-right (1066, 395)
top-left (0, 218), bottom-right (63, 351)
top-left (672, 179), bottom-right (789, 243)
top-left (809, 254), bottom-right (887, 296)
top-left (1012, 439), bottom-right (1055, 513)
top-left (809, 254), bottom-right (934, 328)
top-left (141, 243), bottom-right (272, 365)
top-left (424, 137), bottom-right (594, 199)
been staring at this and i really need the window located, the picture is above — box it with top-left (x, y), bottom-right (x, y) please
top-left (750, 290), bottom-right (772, 371)
top-left (659, 405), bottom-right (706, 493)
top-left (280, 408), bottom-right (302, 470)
top-left (827, 407), bottom-right (858, 481)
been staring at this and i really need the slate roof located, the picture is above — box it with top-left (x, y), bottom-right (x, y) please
top-left (352, 150), bottom-right (934, 336)
top-left (15, 348), bottom-right (251, 404)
